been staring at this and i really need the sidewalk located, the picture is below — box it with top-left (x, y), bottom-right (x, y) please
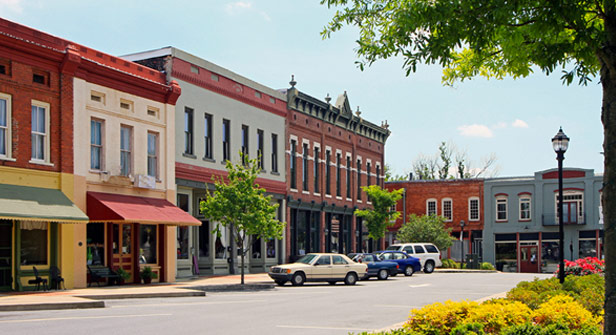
top-left (0, 273), bottom-right (273, 312)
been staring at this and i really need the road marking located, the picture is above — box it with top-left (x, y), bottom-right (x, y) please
top-left (277, 325), bottom-right (373, 331)
top-left (408, 283), bottom-right (431, 288)
top-left (0, 313), bottom-right (171, 324)
top-left (111, 299), bottom-right (266, 308)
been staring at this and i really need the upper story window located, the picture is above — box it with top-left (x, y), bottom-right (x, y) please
top-left (468, 197), bottom-right (480, 221)
top-left (346, 156), bottom-right (351, 198)
top-left (442, 198), bottom-right (453, 221)
top-left (376, 165), bottom-right (381, 187)
top-left (257, 129), bottom-right (264, 170)
top-left (120, 125), bottom-right (132, 176)
top-left (90, 119), bottom-right (103, 170)
top-left (290, 140), bottom-right (297, 189)
top-left (325, 150), bottom-right (332, 195)
top-left (313, 147), bottom-right (320, 193)
top-left (241, 125), bottom-right (249, 164)
top-left (147, 132), bottom-right (158, 178)
top-left (496, 196), bottom-right (508, 221)
top-left (367, 162), bottom-right (371, 187)
top-left (555, 191), bottom-right (584, 224)
top-left (519, 195), bottom-right (531, 221)
top-left (356, 159), bottom-right (362, 200)
top-left (426, 199), bottom-right (437, 216)
top-left (184, 107), bottom-right (193, 155)
top-left (222, 119), bottom-right (230, 162)
top-left (302, 143), bottom-right (309, 191)
top-left (0, 93), bottom-right (12, 159)
top-left (336, 153), bottom-right (341, 197)
top-left (31, 100), bottom-right (50, 163)
top-left (204, 113), bottom-right (212, 159)
top-left (271, 133), bottom-right (278, 173)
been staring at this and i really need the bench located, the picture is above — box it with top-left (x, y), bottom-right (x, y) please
top-left (87, 265), bottom-right (121, 287)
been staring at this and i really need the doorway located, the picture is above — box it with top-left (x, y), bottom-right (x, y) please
top-left (520, 245), bottom-right (539, 273)
top-left (562, 202), bottom-right (578, 224)
top-left (112, 223), bottom-right (134, 282)
top-left (0, 221), bottom-right (12, 291)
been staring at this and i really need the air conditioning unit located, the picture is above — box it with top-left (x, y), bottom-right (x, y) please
top-left (134, 174), bottom-right (156, 189)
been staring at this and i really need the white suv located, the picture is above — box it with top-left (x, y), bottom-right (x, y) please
top-left (385, 243), bottom-right (442, 273)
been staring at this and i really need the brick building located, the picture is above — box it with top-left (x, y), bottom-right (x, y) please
top-left (284, 79), bottom-right (390, 262)
top-left (384, 179), bottom-right (485, 260)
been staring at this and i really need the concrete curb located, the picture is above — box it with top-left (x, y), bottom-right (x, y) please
top-left (434, 269), bottom-right (498, 273)
top-left (188, 283), bottom-right (275, 292)
top-left (76, 290), bottom-right (206, 300)
top-left (0, 300), bottom-right (105, 312)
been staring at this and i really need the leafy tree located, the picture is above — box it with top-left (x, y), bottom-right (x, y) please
top-left (200, 153), bottom-right (285, 285)
top-left (354, 185), bottom-right (404, 246)
top-left (413, 142), bottom-right (497, 179)
top-left (396, 214), bottom-right (455, 252)
top-left (438, 141), bottom-right (453, 179)
top-left (385, 163), bottom-right (409, 181)
top-left (321, 1), bottom-right (615, 331)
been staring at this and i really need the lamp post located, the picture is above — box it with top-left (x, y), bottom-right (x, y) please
top-left (460, 220), bottom-right (465, 269)
top-left (552, 127), bottom-right (570, 284)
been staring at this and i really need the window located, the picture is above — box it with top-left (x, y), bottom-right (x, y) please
top-left (519, 196), bottom-right (531, 221)
top-left (367, 162), bottom-right (371, 187)
top-left (426, 199), bottom-right (437, 216)
top-left (222, 119), bottom-right (230, 161)
top-left (414, 245), bottom-right (426, 254)
top-left (271, 133), bottom-right (278, 172)
top-left (147, 107), bottom-right (158, 117)
top-left (184, 107), bottom-right (193, 155)
top-left (147, 132), bottom-right (158, 178)
top-left (89, 120), bottom-right (103, 170)
top-left (252, 237), bottom-right (262, 259)
top-left (442, 199), bottom-right (452, 221)
top-left (120, 99), bottom-right (133, 111)
top-left (139, 225), bottom-right (157, 264)
top-left (257, 129), bottom-right (264, 169)
top-left (199, 221), bottom-right (210, 258)
top-left (302, 143), bottom-right (309, 191)
top-left (376, 165), bottom-right (381, 187)
top-left (555, 191), bottom-right (584, 224)
top-left (346, 157), bottom-right (351, 198)
top-left (290, 140), bottom-right (297, 189)
top-left (469, 197), bottom-right (480, 221)
top-left (356, 159), bottom-right (362, 200)
top-left (120, 126), bottom-right (132, 176)
top-left (20, 221), bottom-right (48, 265)
top-left (31, 101), bottom-right (49, 162)
top-left (241, 125), bottom-right (249, 163)
top-left (204, 114), bottom-right (212, 159)
top-left (32, 72), bottom-right (47, 85)
top-left (0, 93), bottom-right (11, 158)
top-left (496, 197), bottom-right (508, 221)
top-left (336, 153), bottom-right (341, 197)
top-left (325, 150), bottom-right (331, 195)
top-left (314, 147), bottom-right (320, 193)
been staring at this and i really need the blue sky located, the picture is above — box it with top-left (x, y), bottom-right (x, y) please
top-left (1, 1), bottom-right (604, 177)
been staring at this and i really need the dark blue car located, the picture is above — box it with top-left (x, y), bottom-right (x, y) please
top-left (377, 251), bottom-right (421, 276)
top-left (349, 253), bottom-right (399, 280)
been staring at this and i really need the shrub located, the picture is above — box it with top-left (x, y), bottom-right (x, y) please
top-left (480, 262), bottom-right (495, 270)
top-left (440, 258), bottom-right (459, 269)
top-left (449, 322), bottom-right (485, 335)
top-left (406, 300), bottom-right (478, 334)
top-left (503, 322), bottom-right (602, 335)
top-left (533, 295), bottom-right (601, 330)
top-left (464, 299), bottom-right (532, 333)
top-left (555, 257), bottom-right (604, 276)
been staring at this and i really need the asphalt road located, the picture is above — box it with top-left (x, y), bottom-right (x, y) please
top-left (0, 272), bottom-right (551, 335)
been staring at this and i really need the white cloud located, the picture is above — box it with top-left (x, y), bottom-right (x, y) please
top-left (225, 1), bottom-right (270, 21)
top-left (512, 119), bottom-right (529, 128)
top-left (458, 124), bottom-right (494, 138)
top-left (0, 0), bottom-right (23, 13)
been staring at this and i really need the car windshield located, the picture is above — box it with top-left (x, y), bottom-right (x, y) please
top-left (295, 254), bottom-right (318, 264)
top-left (385, 245), bottom-right (399, 250)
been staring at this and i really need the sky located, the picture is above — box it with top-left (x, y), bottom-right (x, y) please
top-left (0, 1), bottom-right (605, 178)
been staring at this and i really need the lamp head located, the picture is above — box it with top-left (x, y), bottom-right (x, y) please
top-left (552, 127), bottom-right (570, 153)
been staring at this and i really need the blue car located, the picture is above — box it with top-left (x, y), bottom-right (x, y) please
top-left (349, 253), bottom-right (399, 280)
top-left (377, 250), bottom-right (421, 276)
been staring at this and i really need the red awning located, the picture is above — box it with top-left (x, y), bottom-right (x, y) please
top-left (87, 192), bottom-right (201, 226)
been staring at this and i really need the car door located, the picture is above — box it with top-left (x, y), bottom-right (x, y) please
top-left (312, 255), bottom-right (332, 279)
top-left (363, 254), bottom-right (376, 274)
top-left (331, 255), bottom-right (350, 278)
top-left (413, 245), bottom-right (427, 267)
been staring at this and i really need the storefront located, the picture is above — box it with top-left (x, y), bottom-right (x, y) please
top-left (0, 184), bottom-right (89, 291)
top-left (86, 192), bottom-right (200, 283)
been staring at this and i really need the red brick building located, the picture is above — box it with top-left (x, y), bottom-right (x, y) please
top-left (284, 79), bottom-right (390, 262)
top-left (384, 179), bottom-right (484, 259)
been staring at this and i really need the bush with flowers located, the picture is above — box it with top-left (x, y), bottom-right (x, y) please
top-left (555, 257), bottom-right (604, 276)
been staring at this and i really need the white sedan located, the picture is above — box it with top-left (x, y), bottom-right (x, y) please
top-left (269, 253), bottom-right (368, 286)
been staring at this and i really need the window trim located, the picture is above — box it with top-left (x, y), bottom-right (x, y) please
top-left (302, 143), bottom-right (309, 191)
top-left (204, 113), bottom-right (213, 160)
top-left (271, 133), bottom-right (278, 173)
top-left (30, 100), bottom-right (51, 164)
top-left (426, 198), bottom-right (437, 216)
top-left (184, 107), bottom-right (194, 155)
top-left (442, 198), bottom-right (453, 222)
top-left (120, 125), bottom-right (132, 176)
top-left (290, 139), bottom-right (297, 190)
top-left (147, 131), bottom-right (159, 179)
top-left (222, 119), bottom-right (230, 162)
top-left (468, 197), bottom-right (480, 221)
top-left (90, 119), bottom-right (104, 171)
top-left (519, 196), bottom-right (532, 221)
top-left (496, 196), bottom-right (508, 222)
top-left (0, 92), bottom-right (12, 160)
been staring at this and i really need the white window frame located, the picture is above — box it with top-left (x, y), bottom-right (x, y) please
top-left (30, 100), bottom-right (51, 165)
top-left (442, 198), bottom-right (453, 222)
top-left (0, 92), bottom-right (13, 160)
top-left (496, 196), bottom-right (508, 222)
top-left (90, 119), bottom-right (104, 171)
top-left (120, 125), bottom-right (132, 176)
top-left (426, 198), bottom-right (437, 216)
top-left (554, 190), bottom-right (584, 223)
top-left (519, 196), bottom-right (531, 221)
top-left (147, 132), bottom-right (159, 179)
top-left (468, 197), bottom-right (480, 221)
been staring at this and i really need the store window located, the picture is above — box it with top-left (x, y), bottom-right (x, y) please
top-left (139, 225), bottom-right (157, 264)
top-left (87, 222), bottom-right (105, 265)
top-left (20, 221), bottom-right (47, 265)
top-left (579, 240), bottom-right (597, 258)
top-left (541, 239), bottom-right (560, 273)
top-left (252, 237), bottom-right (262, 259)
top-left (198, 221), bottom-right (210, 258)
top-left (215, 234), bottom-right (226, 259)
top-left (495, 242), bottom-right (517, 272)
top-left (266, 238), bottom-right (276, 258)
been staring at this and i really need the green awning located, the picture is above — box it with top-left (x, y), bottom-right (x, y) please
top-left (0, 184), bottom-right (88, 223)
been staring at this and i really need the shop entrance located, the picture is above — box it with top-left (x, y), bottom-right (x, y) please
top-left (520, 245), bottom-right (539, 273)
top-left (112, 223), bottom-right (134, 282)
top-left (0, 221), bottom-right (12, 291)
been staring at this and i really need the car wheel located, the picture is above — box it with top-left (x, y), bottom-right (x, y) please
top-left (328, 281), bottom-right (336, 285)
top-left (404, 266), bottom-right (414, 276)
top-left (275, 280), bottom-right (286, 286)
top-left (377, 269), bottom-right (388, 280)
top-left (291, 272), bottom-right (305, 286)
top-left (344, 272), bottom-right (358, 285)
top-left (424, 261), bottom-right (435, 274)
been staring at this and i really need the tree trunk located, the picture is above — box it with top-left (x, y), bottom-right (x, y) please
top-left (601, 4), bottom-right (616, 333)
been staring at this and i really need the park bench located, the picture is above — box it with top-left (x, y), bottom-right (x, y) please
top-left (87, 265), bottom-right (121, 287)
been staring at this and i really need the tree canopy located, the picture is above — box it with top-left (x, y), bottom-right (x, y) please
top-left (396, 214), bottom-right (455, 251)
top-left (355, 185), bottom-right (404, 240)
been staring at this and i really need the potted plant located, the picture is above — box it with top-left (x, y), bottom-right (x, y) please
top-left (140, 266), bottom-right (158, 284)
top-left (115, 268), bottom-right (130, 285)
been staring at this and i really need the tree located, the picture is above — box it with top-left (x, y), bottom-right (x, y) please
top-left (396, 214), bottom-right (455, 252)
top-left (412, 142), bottom-right (497, 179)
top-left (354, 185), bottom-right (404, 246)
top-left (384, 163), bottom-right (408, 181)
top-left (200, 154), bottom-right (285, 285)
top-left (321, 1), bottom-right (615, 331)
top-left (412, 153), bottom-right (438, 180)
top-left (438, 141), bottom-right (453, 179)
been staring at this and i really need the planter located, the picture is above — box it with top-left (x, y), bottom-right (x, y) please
top-left (143, 277), bottom-right (152, 284)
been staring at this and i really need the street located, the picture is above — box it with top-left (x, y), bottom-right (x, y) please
top-left (0, 272), bottom-right (551, 335)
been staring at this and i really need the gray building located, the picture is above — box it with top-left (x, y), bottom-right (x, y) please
top-left (483, 168), bottom-right (603, 273)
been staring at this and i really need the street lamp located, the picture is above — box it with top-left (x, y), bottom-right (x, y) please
top-left (552, 127), bottom-right (570, 284)
top-left (460, 220), bottom-right (465, 269)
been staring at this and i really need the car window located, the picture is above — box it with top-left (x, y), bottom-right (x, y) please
top-left (381, 253), bottom-right (393, 260)
top-left (403, 246), bottom-right (414, 254)
top-left (414, 245), bottom-right (426, 254)
top-left (385, 245), bottom-right (399, 251)
top-left (315, 255), bottom-right (331, 265)
top-left (332, 255), bottom-right (347, 264)
top-left (394, 252), bottom-right (406, 260)
top-left (363, 255), bottom-right (374, 262)
top-left (296, 254), bottom-right (318, 264)
top-left (425, 245), bottom-right (438, 253)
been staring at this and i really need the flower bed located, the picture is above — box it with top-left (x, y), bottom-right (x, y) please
top-left (555, 257), bottom-right (604, 276)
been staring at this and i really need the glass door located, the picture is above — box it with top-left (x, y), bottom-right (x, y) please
top-left (112, 223), bottom-right (134, 282)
